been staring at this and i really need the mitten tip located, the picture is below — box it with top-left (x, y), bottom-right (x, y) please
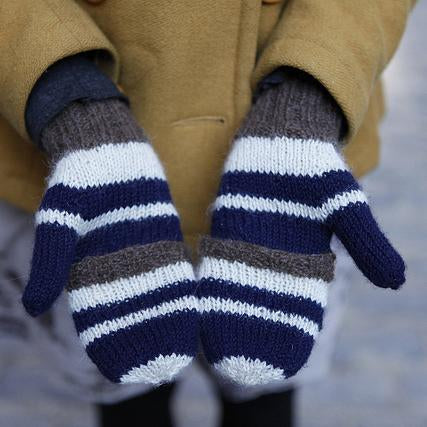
top-left (376, 272), bottom-right (406, 290)
top-left (22, 293), bottom-right (50, 317)
top-left (119, 354), bottom-right (193, 385)
top-left (371, 259), bottom-right (406, 290)
top-left (213, 356), bottom-right (286, 386)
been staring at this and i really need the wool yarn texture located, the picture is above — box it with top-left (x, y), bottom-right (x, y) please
top-left (197, 69), bottom-right (405, 386)
top-left (22, 99), bottom-right (199, 384)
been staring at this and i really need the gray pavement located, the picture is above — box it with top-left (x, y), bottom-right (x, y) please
top-left (296, 3), bottom-right (427, 426)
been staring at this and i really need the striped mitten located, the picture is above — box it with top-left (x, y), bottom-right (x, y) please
top-left (22, 99), bottom-right (199, 384)
top-left (198, 70), bottom-right (405, 386)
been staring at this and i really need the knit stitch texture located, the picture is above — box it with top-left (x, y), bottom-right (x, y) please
top-left (23, 99), bottom-right (199, 384)
top-left (197, 69), bottom-right (405, 386)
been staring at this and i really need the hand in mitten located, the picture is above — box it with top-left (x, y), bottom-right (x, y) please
top-left (23, 99), bottom-right (199, 384)
top-left (197, 69), bottom-right (405, 386)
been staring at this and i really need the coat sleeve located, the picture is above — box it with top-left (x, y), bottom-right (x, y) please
top-left (0, 0), bottom-right (119, 140)
top-left (252, 0), bottom-right (416, 140)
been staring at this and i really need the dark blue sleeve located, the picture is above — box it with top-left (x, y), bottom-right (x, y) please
top-left (253, 68), bottom-right (287, 101)
top-left (25, 53), bottom-right (128, 145)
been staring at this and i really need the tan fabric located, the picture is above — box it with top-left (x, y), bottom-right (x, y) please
top-left (253, 0), bottom-right (414, 139)
top-left (0, 0), bottom-right (414, 250)
top-left (0, 0), bottom-right (119, 137)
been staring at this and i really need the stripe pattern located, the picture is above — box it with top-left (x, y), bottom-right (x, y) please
top-left (198, 135), bottom-right (402, 385)
top-left (198, 73), bottom-right (404, 386)
top-left (199, 132), bottom-right (404, 386)
top-left (24, 139), bottom-right (199, 384)
top-left (198, 136), bottom-right (345, 385)
top-left (198, 237), bottom-right (334, 384)
top-left (211, 136), bottom-right (366, 254)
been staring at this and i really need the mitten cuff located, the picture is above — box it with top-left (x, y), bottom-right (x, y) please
top-left (240, 68), bottom-right (347, 143)
top-left (41, 99), bottom-right (146, 161)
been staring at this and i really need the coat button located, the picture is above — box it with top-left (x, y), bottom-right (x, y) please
top-left (85, 0), bottom-right (105, 4)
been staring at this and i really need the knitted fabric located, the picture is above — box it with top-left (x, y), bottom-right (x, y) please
top-left (197, 69), bottom-right (405, 386)
top-left (22, 99), bottom-right (199, 384)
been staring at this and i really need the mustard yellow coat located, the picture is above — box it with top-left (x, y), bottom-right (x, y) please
top-left (0, 0), bottom-right (414, 248)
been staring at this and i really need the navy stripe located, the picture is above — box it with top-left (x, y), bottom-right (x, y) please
top-left (86, 311), bottom-right (199, 382)
top-left (201, 314), bottom-right (314, 378)
top-left (41, 178), bottom-right (171, 218)
top-left (23, 224), bottom-right (77, 316)
top-left (73, 280), bottom-right (196, 333)
top-left (198, 278), bottom-right (324, 326)
top-left (211, 208), bottom-right (332, 254)
top-left (218, 169), bottom-right (359, 206)
top-left (75, 216), bottom-right (182, 261)
top-left (330, 203), bottom-right (406, 288)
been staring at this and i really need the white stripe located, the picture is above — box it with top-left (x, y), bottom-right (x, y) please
top-left (199, 296), bottom-right (319, 337)
top-left (49, 142), bottom-right (166, 189)
top-left (69, 261), bottom-right (194, 313)
top-left (224, 136), bottom-right (348, 177)
top-left (214, 189), bottom-right (367, 222)
top-left (120, 354), bottom-right (193, 384)
top-left (36, 209), bottom-right (83, 232)
top-left (36, 202), bottom-right (178, 235)
top-left (214, 356), bottom-right (285, 385)
top-left (79, 296), bottom-right (198, 347)
top-left (198, 257), bottom-right (328, 307)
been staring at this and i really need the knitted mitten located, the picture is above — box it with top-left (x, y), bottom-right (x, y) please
top-left (22, 99), bottom-right (199, 384)
top-left (197, 70), bottom-right (405, 386)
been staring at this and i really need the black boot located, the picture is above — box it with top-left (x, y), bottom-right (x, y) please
top-left (220, 388), bottom-right (295, 427)
top-left (98, 382), bottom-right (176, 427)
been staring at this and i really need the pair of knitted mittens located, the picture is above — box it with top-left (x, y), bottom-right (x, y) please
top-left (23, 100), bottom-right (199, 384)
top-left (197, 70), bottom-right (405, 386)
top-left (23, 70), bottom-right (405, 387)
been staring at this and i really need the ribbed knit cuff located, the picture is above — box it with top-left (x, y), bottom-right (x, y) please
top-left (41, 99), bottom-right (146, 161)
top-left (242, 68), bottom-right (347, 143)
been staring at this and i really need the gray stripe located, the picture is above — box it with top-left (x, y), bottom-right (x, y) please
top-left (67, 241), bottom-right (191, 291)
top-left (237, 68), bottom-right (345, 144)
top-left (200, 237), bottom-right (335, 282)
top-left (42, 99), bottom-right (148, 161)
